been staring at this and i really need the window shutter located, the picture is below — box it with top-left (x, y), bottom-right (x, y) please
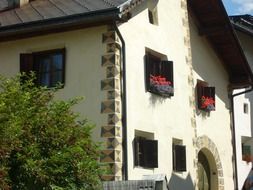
top-left (144, 139), bottom-right (158, 168)
top-left (174, 145), bottom-right (186, 172)
top-left (197, 83), bottom-right (203, 109)
top-left (197, 81), bottom-right (208, 109)
top-left (161, 61), bottom-right (173, 87)
top-left (20, 53), bottom-right (33, 73)
top-left (134, 137), bottom-right (145, 167)
top-left (145, 54), bottom-right (151, 91)
top-left (61, 48), bottom-right (66, 85)
top-left (210, 86), bottom-right (215, 109)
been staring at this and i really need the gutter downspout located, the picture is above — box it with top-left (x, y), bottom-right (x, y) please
top-left (230, 86), bottom-right (253, 190)
top-left (114, 23), bottom-right (128, 180)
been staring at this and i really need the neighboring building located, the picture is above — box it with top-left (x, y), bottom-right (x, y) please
top-left (230, 14), bottom-right (253, 190)
top-left (0, 0), bottom-right (252, 190)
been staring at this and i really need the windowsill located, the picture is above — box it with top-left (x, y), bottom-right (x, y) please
top-left (134, 166), bottom-right (156, 170)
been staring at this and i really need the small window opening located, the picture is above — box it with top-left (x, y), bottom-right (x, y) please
top-left (134, 130), bottom-right (158, 168)
top-left (244, 103), bottom-right (249, 114)
top-left (173, 138), bottom-right (186, 172)
top-left (148, 7), bottom-right (158, 25)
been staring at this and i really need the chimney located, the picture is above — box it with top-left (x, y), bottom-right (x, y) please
top-left (8, 0), bottom-right (30, 8)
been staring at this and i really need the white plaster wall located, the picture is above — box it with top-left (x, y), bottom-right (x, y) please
top-left (0, 26), bottom-right (107, 142)
top-left (233, 31), bottom-right (253, 189)
top-left (190, 16), bottom-right (234, 189)
top-left (119, 0), bottom-right (196, 187)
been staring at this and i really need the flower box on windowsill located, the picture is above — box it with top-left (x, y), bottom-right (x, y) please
top-left (242, 154), bottom-right (252, 163)
top-left (150, 75), bottom-right (174, 97)
top-left (200, 96), bottom-right (215, 111)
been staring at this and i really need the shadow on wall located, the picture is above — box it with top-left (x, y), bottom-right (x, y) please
top-left (168, 173), bottom-right (194, 190)
top-left (189, 16), bottom-right (230, 110)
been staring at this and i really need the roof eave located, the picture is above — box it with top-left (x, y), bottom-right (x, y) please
top-left (231, 23), bottom-right (253, 37)
top-left (0, 7), bottom-right (121, 42)
top-left (189, 0), bottom-right (253, 89)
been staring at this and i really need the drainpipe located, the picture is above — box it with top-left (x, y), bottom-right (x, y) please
top-left (230, 86), bottom-right (253, 190)
top-left (114, 23), bottom-right (128, 180)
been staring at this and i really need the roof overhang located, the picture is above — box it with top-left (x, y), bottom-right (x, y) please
top-left (0, 7), bottom-right (121, 42)
top-left (188, 0), bottom-right (253, 89)
top-left (230, 15), bottom-right (253, 37)
top-left (232, 23), bottom-right (253, 37)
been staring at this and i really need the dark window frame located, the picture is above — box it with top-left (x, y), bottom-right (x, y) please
top-left (134, 137), bottom-right (158, 168)
top-left (145, 52), bottom-right (174, 97)
top-left (243, 103), bottom-right (249, 114)
top-left (197, 80), bottom-right (215, 112)
top-left (20, 48), bottom-right (66, 88)
top-left (173, 144), bottom-right (187, 172)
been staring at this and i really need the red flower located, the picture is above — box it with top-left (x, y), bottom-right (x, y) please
top-left (150, 75), bottom-right (172, 86)
top-left (201, 96), bottom-right (215, 110)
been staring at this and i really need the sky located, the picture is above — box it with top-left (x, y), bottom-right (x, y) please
top-left (222, 0), bottom-right (253, 15)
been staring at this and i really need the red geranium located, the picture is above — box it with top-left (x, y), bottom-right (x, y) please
top-left (201, 96), bottom-right (215, 111)
top-left (150, 75), bottom-right (172, 86)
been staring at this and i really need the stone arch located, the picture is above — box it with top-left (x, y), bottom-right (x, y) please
top-left (196, 135), bottom-right (224, 190)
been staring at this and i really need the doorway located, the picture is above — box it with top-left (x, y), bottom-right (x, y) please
top-left (198, 151), bottom-right (210, 190)
top-left (197, 149), bottom-right (218, 190)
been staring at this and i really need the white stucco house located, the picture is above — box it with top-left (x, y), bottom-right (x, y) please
top-left (230, 14), bottom-right (253, 190)
top-left (0, 0), bottom-right (253, 189)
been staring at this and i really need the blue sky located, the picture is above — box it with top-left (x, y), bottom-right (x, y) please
top-left (222, 0), bottom-right (253, 15)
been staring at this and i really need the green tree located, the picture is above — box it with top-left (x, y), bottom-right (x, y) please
top-left (0, 74), bottom-right (103, 190)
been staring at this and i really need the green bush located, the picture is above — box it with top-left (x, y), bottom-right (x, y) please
top-left (0, 74), bottom-right (103, 190)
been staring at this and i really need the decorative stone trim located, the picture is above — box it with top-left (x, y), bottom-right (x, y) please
top-left (101, 126), bottom-right (121, 138)
top-left (100, 26), bottom-right (123, 181)
top-left (181, 0), bottom-right (199, 189)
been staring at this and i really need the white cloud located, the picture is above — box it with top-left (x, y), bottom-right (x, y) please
top-left (231, 0), bottom-right (253, 14)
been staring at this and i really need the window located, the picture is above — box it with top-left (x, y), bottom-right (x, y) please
top-left (244, 103), bottom-right (249, 114)
top-left (134, 137), bottom-right (158, 168)
top-left (197, 80), bottom-right (215, 111)
top-left (20, 49), bottom-right (65, 88)
top-left (242, 143), bottom-right (251, 162)
top-left (173, 144), bottom-right (186, 172)
top-left (145, 52), bottom-right (174, 97)
top-left (148, 7), bottom-right (158, 25)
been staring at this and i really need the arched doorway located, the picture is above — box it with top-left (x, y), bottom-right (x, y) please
top-left (198, 150), bottom-right (210, 190)
top-left (197, 148), bottom-right (218, 190)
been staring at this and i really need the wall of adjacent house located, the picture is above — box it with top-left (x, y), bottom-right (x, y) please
top-left (233, 30), bottom-right (253, 189)
top-left (233, 88), bottom-right (252, 189)
top-left (0, 26), bottom-right (107, 143)
top-left (118, 0), bottom-right (234, 189)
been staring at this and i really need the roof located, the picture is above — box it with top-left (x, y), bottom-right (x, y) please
top-left (103, 180), bottom-right (156, 190)
top-left (0, 0), bottom-right (8, 11)
top-left (0, 0), bottom-right (141, 41)
top-left (230, 14), bottom-right (253, 37)
top-left (189, 0), bottom-right (253, 88)
top-left (0, 0), bottom-right (127, 27)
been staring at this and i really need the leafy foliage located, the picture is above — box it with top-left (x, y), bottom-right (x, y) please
top-left (0, 74), bottom-right (103, 190)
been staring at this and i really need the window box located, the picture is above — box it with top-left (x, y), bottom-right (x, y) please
top-left (150, 75), bottom-right (173, 96)
top-left (20, 48), bottom-right (65, 88)
top-left (242, 144), bottom-right (251, 162)
top-left (134, 137), bottom-right (158, 168)
top-left (145, 52), bottom-right (174, 97)
top-left (197, 81), bottom-right (215, 112)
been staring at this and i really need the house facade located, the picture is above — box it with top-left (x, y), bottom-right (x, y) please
top-left (0, 0), bottom-right (252, 190)
top-left (230, 15), bottom-right (253, 189)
